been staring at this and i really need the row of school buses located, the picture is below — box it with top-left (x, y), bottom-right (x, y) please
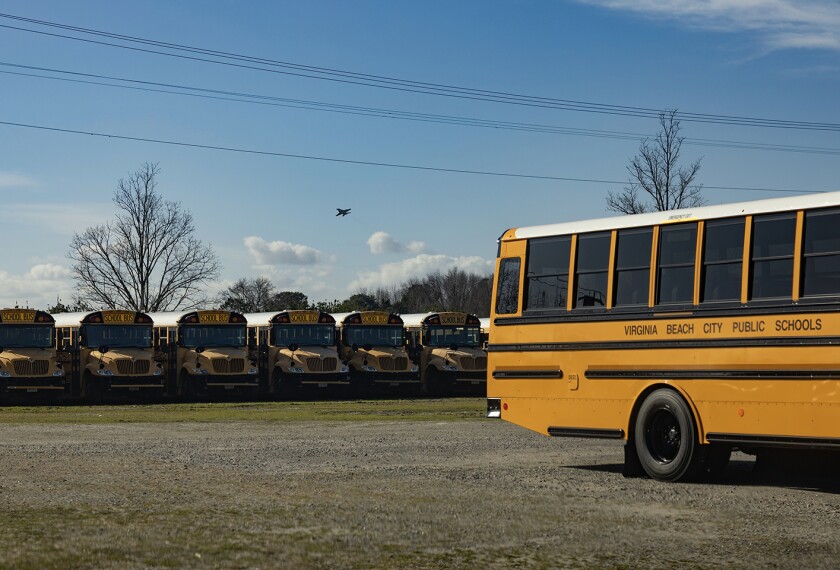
top-left (0, 307), bottom-right (488, 402)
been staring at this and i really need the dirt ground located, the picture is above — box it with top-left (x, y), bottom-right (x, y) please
top-left (0, 405), bottom-right (838, 569)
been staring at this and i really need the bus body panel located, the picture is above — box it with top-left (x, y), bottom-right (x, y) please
top-left (403, 312), bottom-right (487, 394)
top-left (150, 311), bottom-right (257, 396)
top-left (488, 192), bottom-right (840, 465)
top-left (0, 309), bottom-right (65, 395)
top-left (52, 311), bottom-right (163, 396)
top-left (246, 311), bottom-right (348, 393)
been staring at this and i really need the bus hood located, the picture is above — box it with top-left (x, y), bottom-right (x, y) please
top-left (277, 345), bottom-right (338, 360)
top-left (93, 347), bottom-right (152, 362)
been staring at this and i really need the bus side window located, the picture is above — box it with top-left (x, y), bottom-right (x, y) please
top-left (702, 218), bottom-right (744, 303)
top-left (614, 227), bottom-right (653, 307)
top-left (574, 232), bottom-right (610, 309)
top-left (525, 237), bottom-right (569, 311)
top-left (750, 213), bottom-right (796, 300)
top-left (802, 208), bottom-right (840, 297)
top-left (657, 223), bottom-right (697, 305)
top-left (496, 257), bottom-right (522, 314)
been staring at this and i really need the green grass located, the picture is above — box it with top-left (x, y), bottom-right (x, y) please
top-left (0, 397), bottom-right (486, 425)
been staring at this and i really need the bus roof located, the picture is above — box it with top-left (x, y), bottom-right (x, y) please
top-left (400, 312), bottom-right (480, 328)
top-left (331, 311), bottom-right (403, 326)
top-left (52, 310), bottom-right (153, 327)
top-left (244, 310), bottom-right (334, 325)
top-left (511, 190), bottom-right (840, 241)
top-left (147, 310), bottom-right (246, 327)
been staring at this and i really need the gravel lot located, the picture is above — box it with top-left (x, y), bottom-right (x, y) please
top-left (1, 405), bottom-right (838, 569)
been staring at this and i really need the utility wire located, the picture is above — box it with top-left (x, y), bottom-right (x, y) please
top-left (2, 13), bottom-right (840, 132)
top-left (3, 62), bottom-right (839, 157)
top-left (0, 119), bottom-right (827, 194)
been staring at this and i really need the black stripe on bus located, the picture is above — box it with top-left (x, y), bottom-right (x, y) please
top-left (548, 427), bottom-right (625, 439)
top-left (493, 301), bottom-right (840, 326)
top-left (487, 336), bottom-right (840, 352)
top-left (585, 369), bottom-right (840, 380)
top-left (706, 433), bottom-right (840, 450)
top-left (492, 369), bottom-right (563, 379)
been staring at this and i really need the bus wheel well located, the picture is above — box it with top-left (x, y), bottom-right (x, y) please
top-left (627, 384), bottom-right (697, 445)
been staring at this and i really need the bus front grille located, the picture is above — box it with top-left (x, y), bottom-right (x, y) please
top-left (379, 357), bottom-right (408, 371)
top-left (460, 356), bottom-right (488, 371)
top-left (12, 360), bottom-right (50, 376)
top-left (116, 359), bottom-right (151, 375)
top-left (306, 357), bottom-right (337, 372)
top-left (212, 358), bottom-right (245, 374)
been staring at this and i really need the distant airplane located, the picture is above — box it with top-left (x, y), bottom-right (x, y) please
top-left (336, 208), bottom-right (351, 217)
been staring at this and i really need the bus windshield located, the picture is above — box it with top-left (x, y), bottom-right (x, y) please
top-left (84, 325), bottom-right (152, 348)
top-left (181, 325), bottom-right (246, 348)
top-left (344, 325), bottom-right (404, 347)
top-left (424, 325), bottom-right (481, 347)
top-left (0, 325), bottom-right (53, 349)
top-left (271, 324), bottom-right (335, 347)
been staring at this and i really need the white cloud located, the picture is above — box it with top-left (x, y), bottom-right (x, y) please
top-left (0, 263), bottom-right (75, 309)
top-left (0, 172), bottom-right (36, 189)
top-left (244, 236), bottom-right (323, 265)
top-left (367, 231), bottom-right (426, 255)
top-left (579, 0), bottom-right (840, 51)
top-left (348, 254), bottom-right (493, 291)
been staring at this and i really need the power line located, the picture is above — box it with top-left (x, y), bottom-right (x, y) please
top-left (3, 62), bottom-right (839, 157)
top-left (0, 119), bottom-right (827, 194)
top-left (2, 13), bottom-right (840, 132)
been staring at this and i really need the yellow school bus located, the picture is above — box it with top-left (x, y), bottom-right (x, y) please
top-left (149, 310), bottom-right (258, 399)
top-left (487, 191), bottom-right (840, 481)
top-left (333, 311), bottom-right (418, 393)
top-left (53, 310), bottom-right (163, 399)
top-left (402, 312), bottom-right (487, 395)
top-left (0, 308), bottom-right (65, 398)
top-left (246, 310), bottom-right (349, 397)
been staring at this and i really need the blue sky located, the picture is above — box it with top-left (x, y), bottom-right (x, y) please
top-left (0, 0), bottom-right (838, 310)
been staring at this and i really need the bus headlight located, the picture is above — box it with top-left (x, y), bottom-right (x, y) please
top-left (153, 368), bottom-right (163, 376)
top-left (53, 369), bottom-right (66, 376)
top-left (0, 371), bottom-right (10, 378)
top-left (96, 369), bottom-right (114, 376)
top-left (191, 368), bottom-right (210, 375)
top-left (286, 366), bottom-right (305, 373)
top-left (410, 365), bottom-right (419, 373)
top-left (361, 365), bottom-right (377, 373)
top-left (248, 368), bottom-right (259, 375)
top-left (442, 365), bottom-right (459, 372)
top-left (339, 365), bottom-right (349, 373)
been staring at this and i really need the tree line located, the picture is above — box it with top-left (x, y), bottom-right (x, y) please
top-left (216, 270), bottom-right (492, 316)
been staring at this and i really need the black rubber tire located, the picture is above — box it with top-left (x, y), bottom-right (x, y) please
top-left (634, 388), bottom-right (699, 482)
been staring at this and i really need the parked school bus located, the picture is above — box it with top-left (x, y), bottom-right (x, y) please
top-left (53, 311), bottom-right (163, 399)
top-left (333, 311), bottom-right (418, 393)
top-left (0, 308), bottom-right (65, 398)
top-left (149, 310), bottom-right (258, 398)
top-left (246, 310), bottom-right (349, 396)
top-left (487, 191), bottom-right (840, 481)
top-left (402, 312), bottom-right (487, 395)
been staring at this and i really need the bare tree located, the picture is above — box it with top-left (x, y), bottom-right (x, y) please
top-left (69, 163), bottom-right (220, 311)
top-left (607, 109), bottom-right (704, 214)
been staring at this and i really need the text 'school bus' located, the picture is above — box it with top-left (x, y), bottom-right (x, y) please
top-left (402, 312), bottom-right (487, 395)
top-left (487, 191), bottom-right (840, 482)
top-left (332, 311), bottom-right (418, 393)
top-left (149, 311), bottom-right (258, 399)
top-left (0, 308), bottom-right (65, 398)
top-left (53, 311), bottom-right (163, 400)
top-left (245, 310), bottom-right (349, 396)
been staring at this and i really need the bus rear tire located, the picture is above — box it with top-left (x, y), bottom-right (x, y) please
top-left (634, 388), bottom-right (699, 482)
